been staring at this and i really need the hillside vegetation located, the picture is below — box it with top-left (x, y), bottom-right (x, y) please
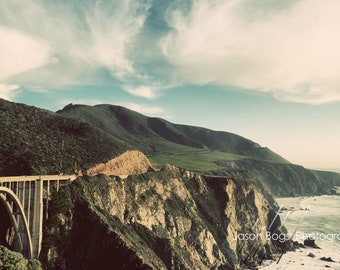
top-left (57, 103), bottom-right (340, 196)
top-left (149, 151), bottom-right (248, 171)
top-left (0, 99), bottom-right (338, 196)
top-left (57, 104), bottom-right (288, 163)
top-left (0, 99), bottom-right (128, 176)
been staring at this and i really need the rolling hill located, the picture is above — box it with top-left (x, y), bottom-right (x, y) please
top-left (57, 103), bottom-right (340, 196)
top-left (57, 104), bottom-right (288, 163)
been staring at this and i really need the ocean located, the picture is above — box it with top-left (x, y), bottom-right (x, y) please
top-left (260, 195), bottom-right (340, 270)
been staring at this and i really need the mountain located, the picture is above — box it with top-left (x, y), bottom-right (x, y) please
top-left (0, 99), bottom-right (129, 176)
top-left (0, 99), bottom-right (330, 269)
top-left (0, 98), bottom-right (338, 194)
top-left (57, 103), bottom-right (340, 197)
top-left (57, 104), bottom-right (288, 163)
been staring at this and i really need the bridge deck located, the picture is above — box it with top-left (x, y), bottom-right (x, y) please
top-left (0, 175), bottom-right (77, 183)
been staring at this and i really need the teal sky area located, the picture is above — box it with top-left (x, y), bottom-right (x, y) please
top-left (1, 0), bottom-right (340, 170)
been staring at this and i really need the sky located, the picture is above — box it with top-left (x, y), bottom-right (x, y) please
top-left (0, 0), bottom-right (339, 170)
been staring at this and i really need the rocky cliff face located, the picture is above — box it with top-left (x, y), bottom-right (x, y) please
top-left (85, 150), bottom-right (152, 176)
top-left (41, 164), bottom-right (288, 270)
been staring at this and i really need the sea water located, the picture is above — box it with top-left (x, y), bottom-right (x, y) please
top-left (260, 195), bottom-right (340, 270)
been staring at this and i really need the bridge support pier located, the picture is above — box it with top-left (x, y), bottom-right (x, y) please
top-left (32, 178), bottom-right (43, 258)
top-left (0, 175), bottom-right (76, 258)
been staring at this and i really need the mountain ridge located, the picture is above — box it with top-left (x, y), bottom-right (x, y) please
top-left (57, 103), bottom-right (340, 197)
top-left (57, 103), bottom-right (289, 164)
top-left (0, 98), bottom-right (338, 196)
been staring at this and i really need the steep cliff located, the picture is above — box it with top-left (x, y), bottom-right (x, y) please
top-left (41, 165), bottom-right (289, 270)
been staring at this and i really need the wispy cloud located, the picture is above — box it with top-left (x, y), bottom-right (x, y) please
top-left (0, 83), bottom-right (19, 100)
top-left (0, 26), bottom-right (52, 99)
top-left (162, 0), bottom-right (340, 104)
top-left (123, 83), bottom-right (164, 99)
top-left (123, 85), bottom-right (159, 99)
top-left (2, 0), bottom-right (340, 105)
top-left (0, 27), bottom-right (52, 80)
top-left (0, 0), bottom-right (151, 96)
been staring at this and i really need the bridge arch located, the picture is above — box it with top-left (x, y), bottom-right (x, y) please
top-left (0, 186), bottom-right (33, 258)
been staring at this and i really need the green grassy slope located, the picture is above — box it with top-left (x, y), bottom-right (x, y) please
top-left (149, 151), bottom-right (248, 171)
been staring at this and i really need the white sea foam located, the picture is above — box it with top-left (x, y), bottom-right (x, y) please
top-left (260, 195), bottom-right (340, 270)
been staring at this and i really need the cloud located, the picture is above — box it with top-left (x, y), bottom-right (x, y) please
top-left (0, 27), bottom-right (52, 81)
top-left (123, 85), bottom-right (159, 99)
top-left (0, 0), bottom-right (150, 88)
top-left (0, 83), bottom-right (20, 100)
top-left (3, 0), bottom-right (340, 106)
top-left (162, 0), bottom-right (340, 104)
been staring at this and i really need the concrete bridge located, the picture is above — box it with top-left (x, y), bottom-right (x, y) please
top-left (0, 174), bottom-right (77, 258)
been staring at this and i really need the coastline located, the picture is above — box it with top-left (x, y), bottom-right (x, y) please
top-left (260, 246), bottom-right (340, 270)
top-left (260, 195), bottom-right (340, 270)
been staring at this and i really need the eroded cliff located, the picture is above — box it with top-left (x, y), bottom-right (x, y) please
top-left (85, 150), bottom-right (152, 176)
top-left (41, 164), bottom-right (288, 270)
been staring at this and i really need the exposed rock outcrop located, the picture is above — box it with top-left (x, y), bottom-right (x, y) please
top-left (85, 150), bottom-right (152, 176)
top-left (304, 237), bottom-right (320, 249)
top-left (41, 165), bottom-right (289, 270)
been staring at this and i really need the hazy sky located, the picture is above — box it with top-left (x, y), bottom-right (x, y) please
top-left (0, 0), bottom-right (339, 170)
